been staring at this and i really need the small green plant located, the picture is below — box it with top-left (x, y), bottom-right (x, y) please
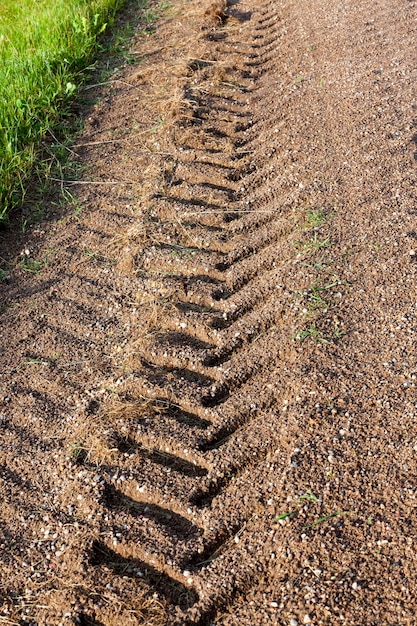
top-left (295, 323), bottom-right (328, 343)
top-left (295, 233), bottom-right (331, 254)
top-left (83, 249), bottom-right (115, 267)
top-left (303, 510), bottom-right (349, 529)
top-left (159, 0), bottom-right (174, 10)
top-left (295, 318), bottom-right (344, 344)
top-left (332, 319), bottom-right (344, 340)
top-left (21, 256), bottom-right (45, 274)
top-left (274, 511), bottom-right (298, 522)
top-left (299, 491), bottom-right (318, 502)
top-left (306, 207), bottom-right (327, 228)
top-left (24, 358), bottom-right (47, 366)
top-left (144, 8), bottom-right (158, 22)
top-left (273, 491), bottom-right (320, 524)
top-left (302, 290), bottom-right (328, 316)
top-left (70, 442), bottom-right (88, 464)
top-left (24, 353), bottom-right (61, 366)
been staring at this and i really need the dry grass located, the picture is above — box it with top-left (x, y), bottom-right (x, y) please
top-left (204, 0), bottom-right (228, 26)
top-left (31, 584), bottom-right (167, 626)
top-left (107, 396), bottom-right (165, 422)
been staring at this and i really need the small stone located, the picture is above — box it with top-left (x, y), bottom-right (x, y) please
top-left (270, 601), bottom-right (279, 608)
top-left (303, 615), bottom-right (311, 624)
top-left (290, 620), bottom-right (298, 626)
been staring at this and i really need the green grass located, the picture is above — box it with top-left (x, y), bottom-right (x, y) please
top-left (0, 0), bottom-right (136, 223)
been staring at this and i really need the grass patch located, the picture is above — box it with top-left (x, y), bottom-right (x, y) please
top-left (0, 0), bottom-right (149, 224)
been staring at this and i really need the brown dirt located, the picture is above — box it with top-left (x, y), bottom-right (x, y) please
top-left (1, 0), bottom-right (417, 623)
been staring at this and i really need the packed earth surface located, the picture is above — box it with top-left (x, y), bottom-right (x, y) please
top-left (1, 0), bottom-right (417, 623)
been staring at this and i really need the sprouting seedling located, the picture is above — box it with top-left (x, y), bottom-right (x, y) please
top-left (299, 491), bottom-right (318, 502)
top-left (307, 207), bottom-right (326, 227)
top-left (273, 492), bottom-right (320, 523)
top-left (21, 256), bottom-right (44, 274)
top-left (296, 323), bottom-right (329, 343)
top-left (273, 511), bottom-right (298, 523)
top-left (294, 233), bottom-right (331, 254)
top-left (303, 511), bottom-right (349, 529)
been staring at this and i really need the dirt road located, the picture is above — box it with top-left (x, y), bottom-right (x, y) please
top-left (1, 0), bottom-right (417, 623)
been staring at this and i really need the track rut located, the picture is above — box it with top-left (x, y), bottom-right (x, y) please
top-left (81, 2), bottom-right (298, 623)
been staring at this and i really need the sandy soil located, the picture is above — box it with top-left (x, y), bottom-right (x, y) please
top-left (1, 0), bottom-right (417, 623)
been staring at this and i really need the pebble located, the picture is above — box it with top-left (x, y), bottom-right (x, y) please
top-left (303, 615), bottom-right (312, 624)
top-left (290, 620), bottom-right (298, 626)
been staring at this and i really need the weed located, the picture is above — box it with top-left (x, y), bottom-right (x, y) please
top-left (24, 358), bottom-right (47, 366)
top-left (70, 442), bottom-right (88, 464)
top-left (302, 290), bottom-right (328, 317)
top-left (274, 511), bottom-right (297, 522)
top-left (62, 188), bottom-right (84, 216)
top-left (21, 256), bottom-right (45, 274)
top-left (299, 491), bottom-right (319, 502)
top-left (159, 0), bottom-right (173, 9)
top-left (332, 319), bottom-right (344, 339)
top-left (306, 207), bottom-right (327, 228)
top-left (144, 8), bottom-right (158, 23)
top-left (273, 491), bottom-right (321, 524)
top-left (295, 233), bottom-right (331, 254)
top-left (295, 323), bottom-right (329, 343)
top-left (24, 354), bottom-right (61, 366)
top-left (303, 511), bottom-right (349, 529)
top-left (83, 249), bottom-right (115, 267)
top-left (301, 259), bottom-right (328, 270)
top-left (295, 318), bottom-right (344, 344)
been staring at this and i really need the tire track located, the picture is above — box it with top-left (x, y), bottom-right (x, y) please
top-left (81, 1), bottom-right (299, 623)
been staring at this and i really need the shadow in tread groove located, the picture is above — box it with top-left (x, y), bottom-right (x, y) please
top-left (115, 435), bottom-right (209, 478)
top-left (153, 398), bottom-right (212, 429)
top-left (90, 541), bottom-right (199, 610)
top-left (103, 485), bottom-right (200, 537)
